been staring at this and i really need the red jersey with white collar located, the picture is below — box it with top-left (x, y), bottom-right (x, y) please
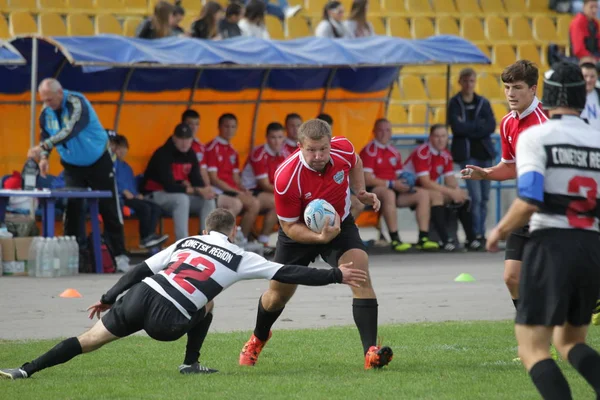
top-left (283, 138), bottom-right (297, 155)
top-left (205, 136), bottom-right (239, 191)
top-left (404, 143), bottom-right (454, 182)
top-left (274, 136), bottom-right (357, 223)
top-left (241, 144), bottom-right (289, 190)
top-left (500, 96), bottom-right (548, 163)
top-left (191, 139), bottom-right (207, 169)
top-left (359, 140), bottom-right (403, 180)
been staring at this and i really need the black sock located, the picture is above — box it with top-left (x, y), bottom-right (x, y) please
top-left (389, 231), bottom-right (400, 242)
top-left (430, 206), bottom-right (449, 243)
top-left (21, 337), bottom-right (82, 377)
top-left (457, 202), bottom-right (476, 242)
top-left (512, 298), bottom-right (519, 309)
top-left (352, 298), bottom-right (378, 354)
top-left (253, 296), bottom-right (284, 342)
top-left (568, 343), bottom-right (600, 396)
top-left (418, 231), bottom-right (428, 241)
top-left (184, 312), bottom-right (213, 365)
top-left (529, 359), bottom-right (572, 400)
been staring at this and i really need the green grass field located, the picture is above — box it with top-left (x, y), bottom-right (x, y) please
top-left (1, 320), bottom-right (598, 400)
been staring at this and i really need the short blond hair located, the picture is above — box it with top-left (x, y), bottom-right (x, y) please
top-left (298, 119), bottom-right (332, 144)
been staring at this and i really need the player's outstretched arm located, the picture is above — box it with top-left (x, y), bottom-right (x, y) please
top-left (271, 262), bottom-right (367, 287)
top-left (99, 263), bottom-right (154, 305)
top-left (461, 161), bottom-right (516, 181)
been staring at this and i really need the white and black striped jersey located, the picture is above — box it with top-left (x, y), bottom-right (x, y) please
top-left (516, 115), bottom-right (600, 233)
top-left (142, 232), bottom-right (283, 319)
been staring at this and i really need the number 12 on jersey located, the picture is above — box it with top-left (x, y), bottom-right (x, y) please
top-left (165, 252), bottom-right (216, 294)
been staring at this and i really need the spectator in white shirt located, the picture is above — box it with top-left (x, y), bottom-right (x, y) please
top-left (239, 0), bottom-right (270, 39)
top-left (581, 62), bottom-right (600, 130)
top-left (344, 0), bottom-right (374, 38)
top-left (315, 1), bottom-right (350, 38)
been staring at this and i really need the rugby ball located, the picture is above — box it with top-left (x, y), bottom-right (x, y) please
top-left (304, 199), bottom-right (336, 233)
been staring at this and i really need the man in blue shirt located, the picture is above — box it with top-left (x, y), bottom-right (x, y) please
top-left (28, 78), bottom-right (132, 273)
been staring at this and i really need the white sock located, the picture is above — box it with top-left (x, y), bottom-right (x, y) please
top-left (258, 235), bottom-right (269, 244)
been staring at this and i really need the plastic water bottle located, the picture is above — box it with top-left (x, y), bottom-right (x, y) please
top-left (70, 236), bottom-right (79, 275)
top-left (37, 238), bottom-right (53, 278)
top-left (58, 237), bottom-right (69, 276)
top-left (0, 225), bottom-right (12, 238)
top-left (50, 237), bottom-right (61, 277)
top-left (21, 158), bottom-right (39, 190)
top-left (27, 236), bottom-right (42, 277)
top-left (235, 227), bottom-right (247, 248)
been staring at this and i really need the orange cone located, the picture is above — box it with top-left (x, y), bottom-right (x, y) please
top-left (59, 288), bottom-right (82, 298)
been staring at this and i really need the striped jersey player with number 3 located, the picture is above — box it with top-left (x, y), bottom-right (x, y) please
top-left (239, 119), bottom-right (394, 370)
top-left (486, 61), bottom-right (600, 400)
top-left (0, 209), bottom-right (368, 380)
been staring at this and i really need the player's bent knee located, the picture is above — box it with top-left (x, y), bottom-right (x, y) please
top-left (205, 300), bottom-right (214, 315)
top-left (339, 249), bottom-right (369, 271)
top-left (78, 320), bottom-right (118, 353)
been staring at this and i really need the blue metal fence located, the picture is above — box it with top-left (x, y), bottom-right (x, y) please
top-left (390, 133), bottom-right (515, 223)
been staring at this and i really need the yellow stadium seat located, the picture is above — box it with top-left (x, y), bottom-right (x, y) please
top-left (381, 0), bottom-right (404, 13)
top-left (306, 0), bottom-right (328, 15)
top-left (531, 16), bottom-right (556, 43)
top-left (180, 0), bottom-right (201, 14)
top-left (518, 43), bottom-right (544, 67)
top-left (7, 0), bottom-right (36, 10)
top-left (436, 16), bottom-right (459, 36)
top-left (67, 13), bottom-right (94, 35)
top-left (39, 12), bottom-right (67, 35)
top-left (368, 16), bottom-right (386, 35)
top-left (480, 0), bottom-right (505, 13)
top-left (266, 15), bottom-right (284, 39)
top-left (425, 75), bottom-right (448, 102)
top-left (493, 44), bottom-right (517, 70)
top-left (286, 16), bottom-right (311, 38)
top-left (492, 103), bottom-right (509, 122)
top-left (389, 16), bottom-right (410, 38)
top-left (431, 0), bottom-right (456, 14)
top-left (411, 16), bottom-right (434, 39)
top-left (455, 0), bottom-right (481, 15)
top-left (123, 0), bottom-right (146, 13)
top-left (408, 104), bottom-right (428, 130)
top-left (556, 15), bottom-right (572, 42)
top-left (400, 75), bottom-right (427, 101)
top-left (509, 16), bottom-right (533, 42)
top-left (9, 11), bottom-right (36, 35)
top-left (460, 16), bottom-right (485, 43)
top-left (390, 80), bottom-right (401, 100)
top-left (96, 14), bottom-right (122, 34)
top-left (95, 0), bottom-right (124, 11)
top-left (505, 0), bottom-right (527, 13)
top-left (527, 0), bottom-right (550, 12)
top-left (450, 74), bottom-right (461, 94)
top-left (69, 0), bottom-right (94, 11)
top-left (405, 0), bottom-right (432, 14)
top-left (387, 104), bottom-right (408, 125)
top-left (39, 0), bottom-right (67, 10)
top-left (0, 16), bottom-right (9, 38)
top-left (476, 74), bottom-right (503, 100)
top-left (288, 0), bottom-right (303, 5)
top-left (0, 0), bottom-right (6, 10)
top-left (477, 43), bottom-right (491, 58)
top-left (368, 0), bottom-right (381, 14)
top-left (432, 107), bottom-right (447, 125)
top-left (485, 16), bottom-right (510, 42)
top-left (123, 16), bottom-right (142, 37)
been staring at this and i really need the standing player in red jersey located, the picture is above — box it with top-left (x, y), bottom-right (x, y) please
top-left (238, 119), bottom-right (393, 370)
top-left (461, 60), bottom-right (548, 310)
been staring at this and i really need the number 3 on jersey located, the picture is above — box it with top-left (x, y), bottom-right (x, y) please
top-left (165, 252), bottom-right (216, 294)
top-left (567, 176), bottom-right (598, 229)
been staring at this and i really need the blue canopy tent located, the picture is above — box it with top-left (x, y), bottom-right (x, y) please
top-left (3, 34), bottom-right (490, 150)
top-left (0, 41), bottom-right (25, 65)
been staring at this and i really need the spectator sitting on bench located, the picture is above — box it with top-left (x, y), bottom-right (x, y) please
top-left (283, 112), bottom-right (302, 154)
top-left (359, 118), bottom-right (439, 253)
top-left (317, 112), bottom-right (365, 219)
top-left (240, 122), bottom-right (289, 246)
top-left (403, 124), bottom-right (481, 252)
top-left (182, 109), bottom-right (217, 203)
top-left (141, 123), bottom-right (217, 241)
top-left (109, 135), bottom-right (169, 249)
top-left (206, 113), bottom-right (260, 242)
